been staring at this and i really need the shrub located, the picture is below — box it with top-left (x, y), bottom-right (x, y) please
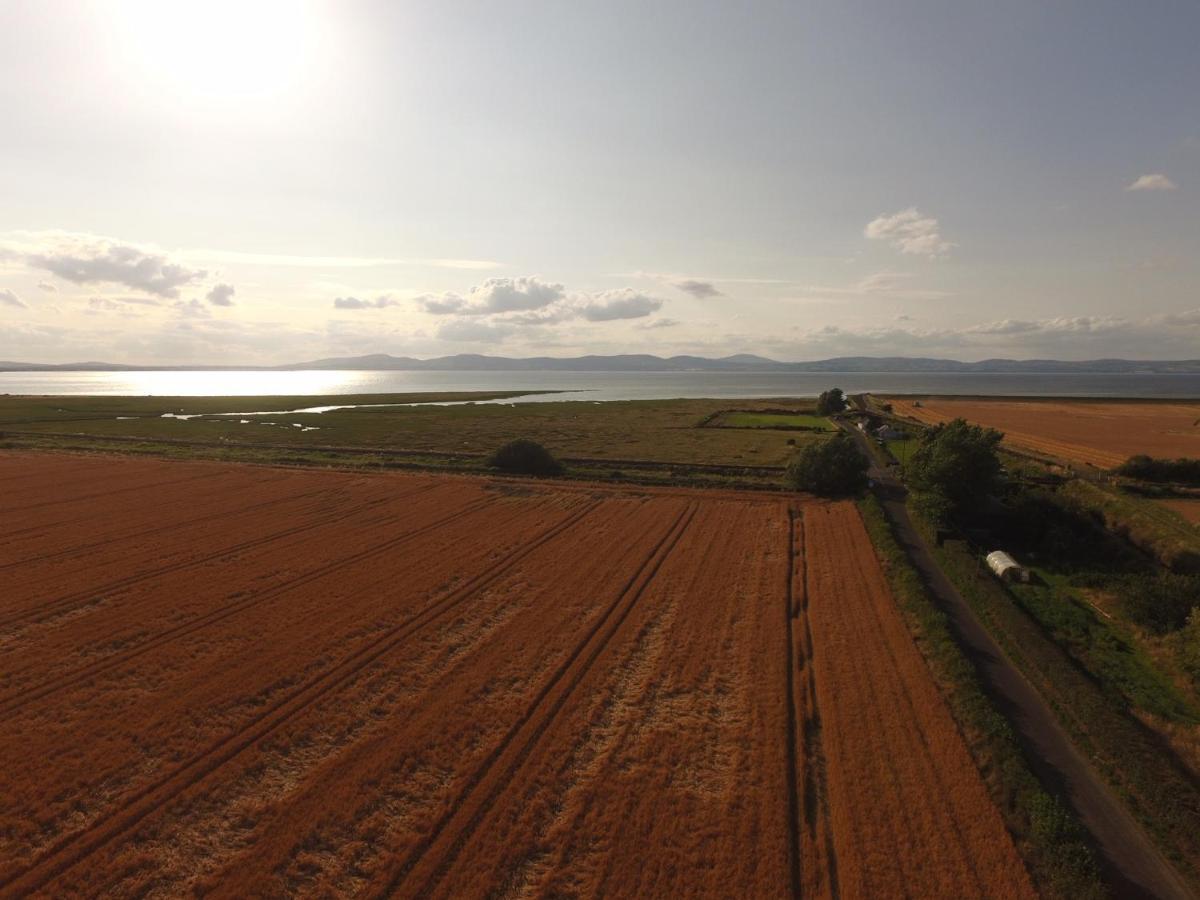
top-left (784, 433), bottom-right (867, 496)
top-left (1107, 572), bottom-right (1200, 634)
top-left (487, 439), bottom-right (563, 476)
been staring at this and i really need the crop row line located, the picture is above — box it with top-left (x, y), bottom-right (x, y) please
top-left (0, 481), bottom-right (439, 631)
top-left (0, 487), bottom-right (492, 716)
top-left (0, 482), bottom-right (336, 572)
top-left (382, 500), bottom-right (699, 897)
top-left (1, 470), bottom-right (219, 515)
top-left (0, 497), bottom-right (601, 895)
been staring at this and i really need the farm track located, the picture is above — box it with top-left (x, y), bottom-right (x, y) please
top-left (1, 499), bottom-right (602, 895)
top-left (1, 453), bottom-right (1043, 897)
top-left (0, 492), bottom-right (506, 717)
top-left (382, 502), bottom-right (698, 896)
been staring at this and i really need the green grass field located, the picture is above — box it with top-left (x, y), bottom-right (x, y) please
top-left (0, 393), bottom-right (832, 483)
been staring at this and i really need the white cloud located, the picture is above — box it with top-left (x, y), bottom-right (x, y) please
top-left (637, 317), bottom-right (680, 330)
top-left (415, 293), bottom-right (469, 315)
top-left (206, 283), bottom-right (236, 307)
top-left (36, 280), bottom-right (57, 293)
top-left (333, 295), bottom-right (400, 310)
top-left (865, 208), bottom-right (955, 258)
top-left (416, 276), bottom-right (564, 317)
top-left (19, 234), bottom-right (207, 297)
top-left (1, 289), bottom-right (27, 309)
top-left (1126, 173), bottom-right (1177, 192)
top-left (966, 315), bottom-right (1128, 336)
top-left (469, 276), bottom-right (565, 313)
top-left (1158, 308), bottom-right (1200, 327)
top-left (579, 289), bottom-right (663, 321)
top-left (672, 279), bottom-right (723, 299)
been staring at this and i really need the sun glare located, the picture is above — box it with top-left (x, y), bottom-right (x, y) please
top-left (110, 0), bottom-right (322, 101)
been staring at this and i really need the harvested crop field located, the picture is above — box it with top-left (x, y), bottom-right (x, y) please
top-left (889, 397), bottom-right (1200, 469)
top-left (0, 452), bottom-right (1033, 897)
top-left (1160, 497), bottom-right (1200, 525)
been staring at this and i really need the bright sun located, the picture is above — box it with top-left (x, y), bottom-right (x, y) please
top-left (110, 0), bottom-right (323, 101)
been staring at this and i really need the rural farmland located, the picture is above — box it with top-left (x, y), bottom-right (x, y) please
top-left (0, 452), bottom-right (1034, 897)
top-left (887, 397), bottom-right (1200, 469)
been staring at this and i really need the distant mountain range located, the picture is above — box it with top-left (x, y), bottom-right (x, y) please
top-left (2, 354), bottom-right (1199, 374)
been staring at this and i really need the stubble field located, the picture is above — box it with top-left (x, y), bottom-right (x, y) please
top-left (0, 452), bottom-right (1033, 897)
top-left (887, 397), bottom-right (1200, 469)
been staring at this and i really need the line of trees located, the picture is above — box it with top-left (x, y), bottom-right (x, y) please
top-left (1114, 455), bottom-right (1200, 485)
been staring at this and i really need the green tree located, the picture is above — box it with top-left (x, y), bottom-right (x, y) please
top-left (815, 388), bottom-right (847, 416)
top-left (785, 432), bottom-right (868, 496)
top-left (488, 439), bottom-right (564, 476)
top-left (907, 418), bottom-right (1004, 525)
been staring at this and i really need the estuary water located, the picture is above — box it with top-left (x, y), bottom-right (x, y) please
top-left (2, 369), bottom-right (1199, 401)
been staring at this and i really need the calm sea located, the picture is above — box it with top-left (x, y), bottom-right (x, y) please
top-left (1, 370), bottom-right (1199, 401)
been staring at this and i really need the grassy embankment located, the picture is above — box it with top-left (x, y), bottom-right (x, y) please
top-left (0, 393), bottom-right (830, 489)
top-left (858, 495), bottom-right (1103, 898)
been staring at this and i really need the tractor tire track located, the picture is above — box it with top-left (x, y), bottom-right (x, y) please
top-left (783, 505), bottom-right (803, 899)
top-left (383, 501), bottom-right (699, 898)
top-left (0, 482), bottom-right (336, 572)
top-left (796, 509), bottom-right (839, 899)
top-left (0, 482), bottom-right (441, 630)
top-left (0, 489), bottom-right (500, 716)
top-left (1, 470), bottom-right (221, 514)
top-left (0, 499), bottom-right (602, 896)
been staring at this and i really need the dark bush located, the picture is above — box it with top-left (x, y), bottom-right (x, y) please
top-left (487, 439), bottom-right (564, 476)
top-left (815, 388), bottom-right (847, 416)
top-left (1115, 455), bottom-right (1200, 485)
top-left (784, 432), bottom-right (868, 496)
top-left (1107, 572), bottom-right (1200, 634)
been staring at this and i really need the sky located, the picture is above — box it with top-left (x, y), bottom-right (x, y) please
top-left (1, 0), bottom-right (1198, 364)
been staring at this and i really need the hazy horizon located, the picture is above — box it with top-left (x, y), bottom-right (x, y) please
top-left (2, 1), bottom-right (1198, 365)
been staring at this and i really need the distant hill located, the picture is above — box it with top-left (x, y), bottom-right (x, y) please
top-left (2, 354), bottom-right (1199, 374)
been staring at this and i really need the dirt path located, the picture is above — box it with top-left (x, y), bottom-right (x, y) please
top-left (844, 425), bottom-right (1197, 899)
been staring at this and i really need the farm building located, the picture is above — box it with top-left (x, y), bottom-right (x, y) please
top-left (986, 550), bottom-right (1030, 583)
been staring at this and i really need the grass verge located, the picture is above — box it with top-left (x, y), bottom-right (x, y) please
top-left (922, 520), bottom-right (1200, 886)
top-left (858, 494), bottom-right (1102, 898)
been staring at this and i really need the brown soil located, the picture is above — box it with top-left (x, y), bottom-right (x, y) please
top-left (890, 397), bottom-right (1200, 469)
top-left (0, 452), bottom-right (1032, 897)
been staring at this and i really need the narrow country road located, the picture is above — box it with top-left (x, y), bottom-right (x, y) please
top-left (843, 423), bottom-right (1196, 900)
